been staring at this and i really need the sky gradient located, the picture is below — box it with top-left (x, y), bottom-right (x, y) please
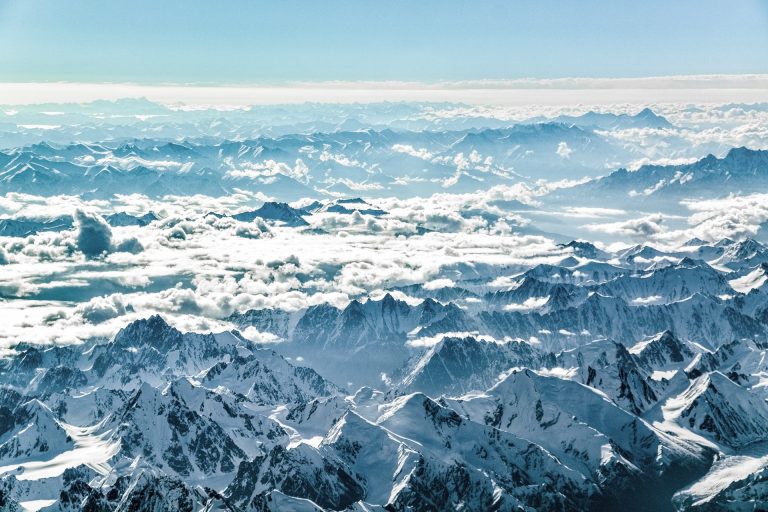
top-left (1, 0), bottom-right (767, 84)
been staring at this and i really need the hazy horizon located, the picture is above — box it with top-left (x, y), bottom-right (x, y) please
top-left (2, 74), bottom-right (768, 106)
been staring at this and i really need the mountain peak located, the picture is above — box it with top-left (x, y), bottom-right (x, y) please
top-left (114, 315), bottom-right (183, 350)
top-left (233, 202), bottom-right (309, 227)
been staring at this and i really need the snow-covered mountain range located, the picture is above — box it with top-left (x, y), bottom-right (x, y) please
top-left (3, 98), bottom-right (768, 510)
top-left (2, 234), bottom-right (768, 510)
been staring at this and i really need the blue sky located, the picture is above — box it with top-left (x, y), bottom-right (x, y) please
top-left (0, 0), bottom-right (766, 83)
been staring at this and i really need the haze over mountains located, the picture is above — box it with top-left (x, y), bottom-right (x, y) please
top-left (2, 98), bottom-right (768, 511)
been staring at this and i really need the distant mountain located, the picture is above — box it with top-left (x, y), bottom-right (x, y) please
top-left (314, 197), bottom-right (387, 216)
top-left (478, 291), bottom-right (767, 352)
top-left (520, 261), bottom-right (627, 286)
top-left (285, 294), bottom-right (475, 387)
top-left (484, 276), bottom-right (590, 312)
top-left (595, 258), bottom-right (734, 304)
top-left (224, 243), bottom-right (768, 387)
top-left (104, 211), bottom-right (158, 227)
top-left (558, 240), bottom-right (610, 260)
top-left (0, 124), bottom-right (636, 198)
top-left (396, 335), bottom-right (541, 396)
top-left (715, 238), bottom-right (768, 271)
top-left (0, 215), bottom-right (72, 237)
top-left (549, 108), bottom-right (674, 130)
top-left (233, 202), bottom-right (310, 227)
top-left (630, 330), bottom-right (695, 370)
top-left (0, 145), bottom-right (316, 200)
top-left (564, 147), bottom-right (768, 204)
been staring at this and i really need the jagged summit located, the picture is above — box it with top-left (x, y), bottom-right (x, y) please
top-left (233, 201), bottom-right (309, 227)
top-left (113, 314), bottom-right (183, 349)
top-left (2, 233), bottom-right (768, 509)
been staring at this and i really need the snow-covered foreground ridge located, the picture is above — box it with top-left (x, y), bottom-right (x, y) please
top-left (2, 236), bottom-right (768, 510)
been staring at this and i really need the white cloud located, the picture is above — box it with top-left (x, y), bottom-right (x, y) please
top-left (74, 210), bottom-right (113, 258)
top-left (584, 213), bottom-right (666, 239)
top-left (0, 187), bottom-right (573, 348)
top-left (76, 294), bottom-right (132, 324)
top-left (391, 144), bottom-right (433, 160)
top-left (405, 332), bottom-right (503, 349)
top-left (240, 326), bottom-right (283, 344)
top-left (225, 159), bottom-right (310, 182)
top-left (631, 295), bottom-right (663, 305)
top-left (678, 193), bottom-right (768, 242)
top-left (626, 156), bottom-right (699, 170)
top-left (4, 95), bottom-right (768, 352)
top-left (555, 142), bottom-right (572, 159)
top-left (78, 153), bottom-right (191, 172)
top-left (422, 278), bottom-right (455, 290)
top-left (563, 207), bottom-right (627, 219)
top-left (504, 297), bottom-right (549, 312)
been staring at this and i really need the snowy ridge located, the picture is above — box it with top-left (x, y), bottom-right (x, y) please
top-left (2, 235), bottom-right (768, 509)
